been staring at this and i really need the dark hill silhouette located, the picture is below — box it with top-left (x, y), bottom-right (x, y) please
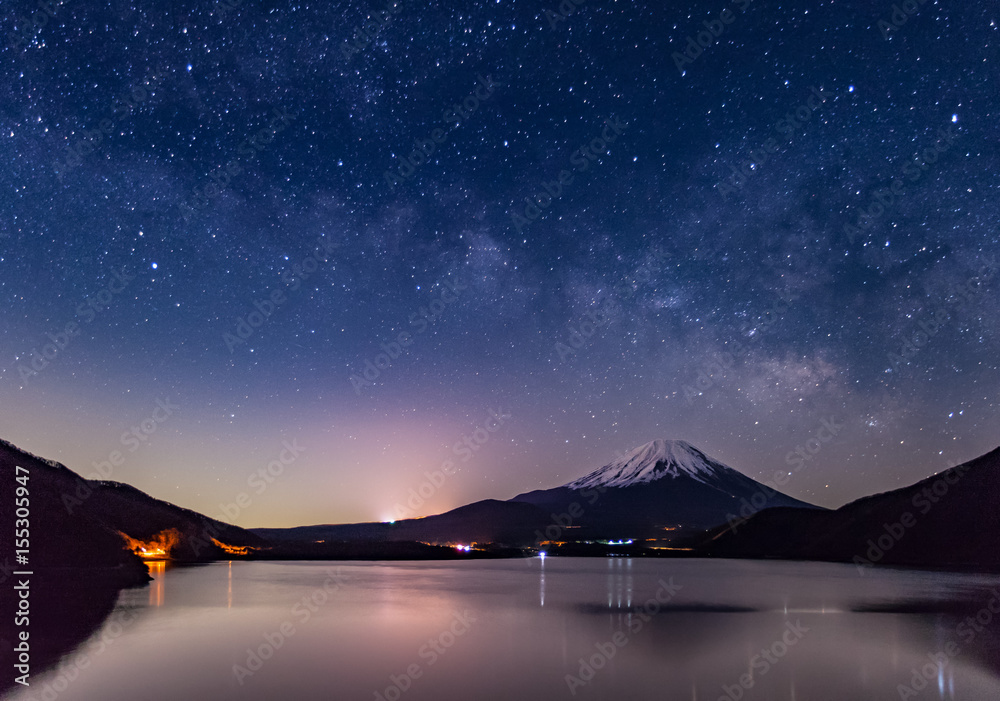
top-left (706, 447), bottom-right (1000, 571)
top-left (0, 438), bottom-right (267, 565)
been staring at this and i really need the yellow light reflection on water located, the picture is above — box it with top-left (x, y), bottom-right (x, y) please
top-left (146, 560), bottom-right (166, 607)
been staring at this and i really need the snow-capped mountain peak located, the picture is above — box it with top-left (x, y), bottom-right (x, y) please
top-left (566, 439), bottom-right (730, 489)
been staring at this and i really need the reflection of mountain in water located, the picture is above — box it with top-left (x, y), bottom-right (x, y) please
top-left (13, 559), bottom-right (1000, 701)
top-left (1, 572), bottom-right (133, 693)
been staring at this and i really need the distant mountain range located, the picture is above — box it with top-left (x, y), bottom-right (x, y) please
top-left (254, 440), bottom-right (821, 546)
top-left (2, 436), bottom-right (998, 572)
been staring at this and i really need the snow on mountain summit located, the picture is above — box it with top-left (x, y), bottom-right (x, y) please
top-left (566, 439), bottom-right (734, 489)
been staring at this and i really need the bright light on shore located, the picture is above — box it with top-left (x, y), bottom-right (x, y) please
top-left (539, 551), bottom-right (547, 560)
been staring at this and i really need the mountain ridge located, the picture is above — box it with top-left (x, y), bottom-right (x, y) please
top-left (259, 438), bottom-right (822, 546)
top-left (706, 446), bottom-right (1000, 571)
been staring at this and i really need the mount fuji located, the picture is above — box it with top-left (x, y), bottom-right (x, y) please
top-left (507, 439), bottom-right (820, 542)
top-left (255, 439), bottom-right (822, 547)
top-left (567, 439), bottom-right (777, 490)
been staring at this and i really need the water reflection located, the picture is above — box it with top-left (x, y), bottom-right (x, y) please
top-left (146, 560), bottom-right (166, 607)
top-left (0, 570), bottom-right (124, 696)
top-left (606, 557), bottom-right (634, 610)
top-left (539, 558), bottom-right (546, 607)
top-left (5, 559), bottom-right (999, 701)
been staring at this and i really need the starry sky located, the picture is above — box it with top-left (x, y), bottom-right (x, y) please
top-left (1, 0), bottom-right (997, 528)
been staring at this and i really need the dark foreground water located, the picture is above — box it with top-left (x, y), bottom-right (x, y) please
top-left (6, 558), bottom-right (1000, 701)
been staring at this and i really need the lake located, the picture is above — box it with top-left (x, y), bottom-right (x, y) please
top-left (7, 558), bottom-right (1000, 700)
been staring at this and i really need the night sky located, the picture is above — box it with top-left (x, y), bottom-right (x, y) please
top-left (2, 0), bottom-right (997, 528)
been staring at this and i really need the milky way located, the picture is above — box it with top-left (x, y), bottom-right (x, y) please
top-left (1, 0), bottom-right (997, 527)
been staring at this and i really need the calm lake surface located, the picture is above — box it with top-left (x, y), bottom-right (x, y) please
top-left (8, 558), bottom-right (1000, 701)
